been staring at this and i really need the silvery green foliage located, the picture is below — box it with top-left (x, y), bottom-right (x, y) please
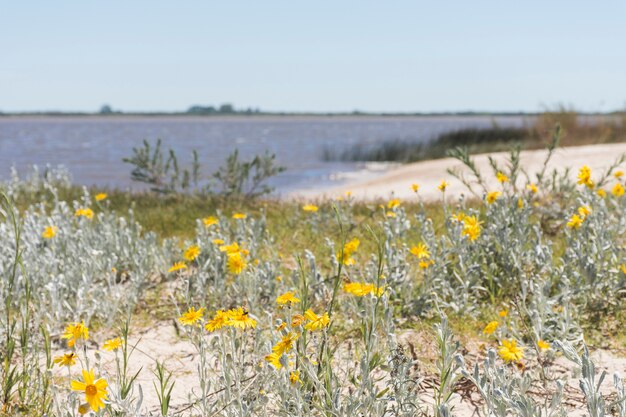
top-left (3, 165), bottom-right (72, 200)
top-left (458, 349), bottom-right (567, 417)
top-left (0, 185), bottom-right (165, 324)
top-left (433, 315), bottom-right (462, 417)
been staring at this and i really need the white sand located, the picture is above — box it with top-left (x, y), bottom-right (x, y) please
top-left (295, 143), bottom-right (626, 201)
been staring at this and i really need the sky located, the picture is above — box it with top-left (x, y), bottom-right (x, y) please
top-left (1, 1), bottom-right (625, 113)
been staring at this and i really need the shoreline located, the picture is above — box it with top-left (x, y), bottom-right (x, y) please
top-left (291, 142), bottom-right (626, 201)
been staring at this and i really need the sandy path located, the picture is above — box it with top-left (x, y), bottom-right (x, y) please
top-left (295, 143), bottom-right (626, 201)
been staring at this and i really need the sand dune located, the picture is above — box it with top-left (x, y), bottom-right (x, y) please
top-left (297, 143), bottom-right (626, 201)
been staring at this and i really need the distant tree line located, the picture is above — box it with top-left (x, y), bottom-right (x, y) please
top-left (186, 104), bottom-right (261, 115)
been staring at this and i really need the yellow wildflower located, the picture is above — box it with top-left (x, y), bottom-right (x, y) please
top-left (517, 198), bottom-right (524, 209)
top-left (537, 340), bottom-right (550, 351)
top-left (183, 245), bottom-right (201, 261)
top-left (265, 352), bottom-right (282, 369)
top-left (94, 193), bottom-right (107, 201)
top-left (289, 370), bottom-right (301, 385)
top-left (168, 262), bottom-right (187, 273)
top-left (54, 352), bottom-right (77, 367)
top-left (205, 310), bottom-right (229, 332)
top-left (498, 309), bottom-right (508, 318)
top-left (227, 252), bottom-right (247, 275)
top-left (303, 309), bottom-right (330, 331)
top-left (486, 191), bottom-right (501, 205)
top-left (451, 212), bottom-right (465, 222)
top-left (338, 238), bottom-right (360, 265)
top-left (411, 183), bottom-right (419, 192)
top-left (226, 307), bottom-right (257, 330)
top-left (387, 199), bottom-right (400, 209)
top-left (291, 314), bottom-right (306, 327)
top-left (496, 172), bottom-right (509, 183)
top-left (232, 212), bottom-right (247, 219)
top-left (344, 282), bottom-right (378, 297)
top-left (615, 170), bottom-right (624, 178)
top-left (461, 215), bottom-right (482, 241)
top-left (75, 208), bottom-right (94, 219)
top-left (179, 307), bottom-right (204, 326)
top-left (71, 369), bottom-right (108, 412)
top-left (418, 259), bottom-right (433, 269)
top-left (212, 238), bottom-right (225, 245)
top-left (498, 339), bottom-right (524, 363)
top-left (438, 180), bottom-right (449, 192)
top-left (272, 332), bottom-right (299, 355)
top-left (577, 165), bottom-right (594, 188)
top-left (483, 321), bottom-right (498, 335)
top-left (578, 205), bottom-right (592, 219)
top-left (613, 182), bottom-right (625, 197)
top-left (302, 204), bottom-right (319, 212)
top-left (621, 264), bottom-right (626, 275)
top-left (62, 321), bottom-right (89, 348)
top-left (219, 242), bottom-right (241, 254)
top-left (202, 216), bottom-right (219, 227)
top-left (42, 226), bottom-right (57, 239)
top-left (527, 183), bottom-right (538, 194)
top-left (102, 337), bottom-right (122, 352)
top-left (276, 291), bottom-right (301, 306)
top-left (410, 243), bottom-right (430, 259)
top-left (597, 189), bottom-right (607, 198)
top-left (566, 214), bottom-right (583, 229)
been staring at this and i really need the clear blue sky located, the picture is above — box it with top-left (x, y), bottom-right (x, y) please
top-left (2, 1), bottom-right (625, 113)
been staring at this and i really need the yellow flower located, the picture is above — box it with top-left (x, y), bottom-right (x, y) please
top-left (461, 215), bottom-right (482, 241)
top-left (410, 243), bottom-right (430, 259)
top-left (498, 339), bottom-right (524, 363)
top-left (272, 332), bottom-right (299, 355)
top-left (289, 370), bottom-right (301, 385)
top-left (54, 352), bottom-right (77, 367)
top-left (42, 226), bottom-right (57, 239)
top-left (205, 310), bottom-right (229, 332)
top-left (303, 309), bottom-right (330, 331)
top-left (438, 180), bottom-right (449, 192)
top-left (232, 212), bottom-right (247, 219)
top-left (451, 212), bottom-right (465, 222)
top-left (102, 337), bottom-right (122, 352)
top-left (498, 309), bottom-right (508, 318)
top-left (276, 291), bottom-right (301, 306)
top-left (226, 307), bottom-right (257, 330)
top-left (62, 321), bottom-right (89, 348)
top-left (411, 183), bottom-right (419, 192)
top-left (621, 264), bottom-right (626, 275)
top-left (537, 340), bottom-right (551, 351)
top-left (168, 262), bottom-right (187, 273)
top-left (94, 193), bottom-right (107, 201)
top-left (566, 214), bottom-right (583, 229)
top-left (496, 172), bottom-right (509, 183)
top-left (615, 170), bottom-right (624, 178)
top-left (227, 252), bottom-right (247, 275)
top-left (527, 183), bottom-right (538, 194)
top-left (291, 314), bottom-right (306, 327)
top-left (577, 165), bottom-right (594, 188)
top-left (212, 238), bottom-right (225, 245)
top-left (78, 403), bottom-right (91, 415)
top-left (597, 189), bottom-right (607, 198)
top-left (482, 321), bottom-right (498, 335)
top-left (265, 352), bottom-right (282, 369)
top-left (486, 191), bottom-right (501, 205)
top-left (387, 199), bottom-right (401, 209)
top-left (344, 282), bottom-right (376, 297)
top-left (71, 369), bottom-right (108, 412)
top-left (302, 204), bottom-right (319, 212)
top-left (577, 205), bottom-right (592, 219)
top-left (418, 259), bottom-right (433, 269)
top-left (219, 242), bottom-right (241, 254)
top-left (202, 216), bottom-right (219, 227)
top-left (183, 245), bottom-right (201, 261)
top-left (613, 182), bottom-right (625, 197)
top-left (517, 198), bottom-right (524, 209)
top-left (179, 307), bottom-right (204, 326)
top-left (337, 238), bottom-right (360, 265)
top-left (386, 211), bottom-right (397, 218)
top-left (74, 208), bottom-right (94, 219)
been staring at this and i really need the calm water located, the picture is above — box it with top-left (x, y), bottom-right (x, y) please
top-left (0, 115), bottom-right (529, 194)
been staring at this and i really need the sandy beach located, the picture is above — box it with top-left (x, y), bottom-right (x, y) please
top-left (296, 143), bottom-right (626, 201)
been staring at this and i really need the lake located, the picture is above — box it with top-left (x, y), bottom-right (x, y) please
top-left (0, 115), bottom-right (529, 195)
